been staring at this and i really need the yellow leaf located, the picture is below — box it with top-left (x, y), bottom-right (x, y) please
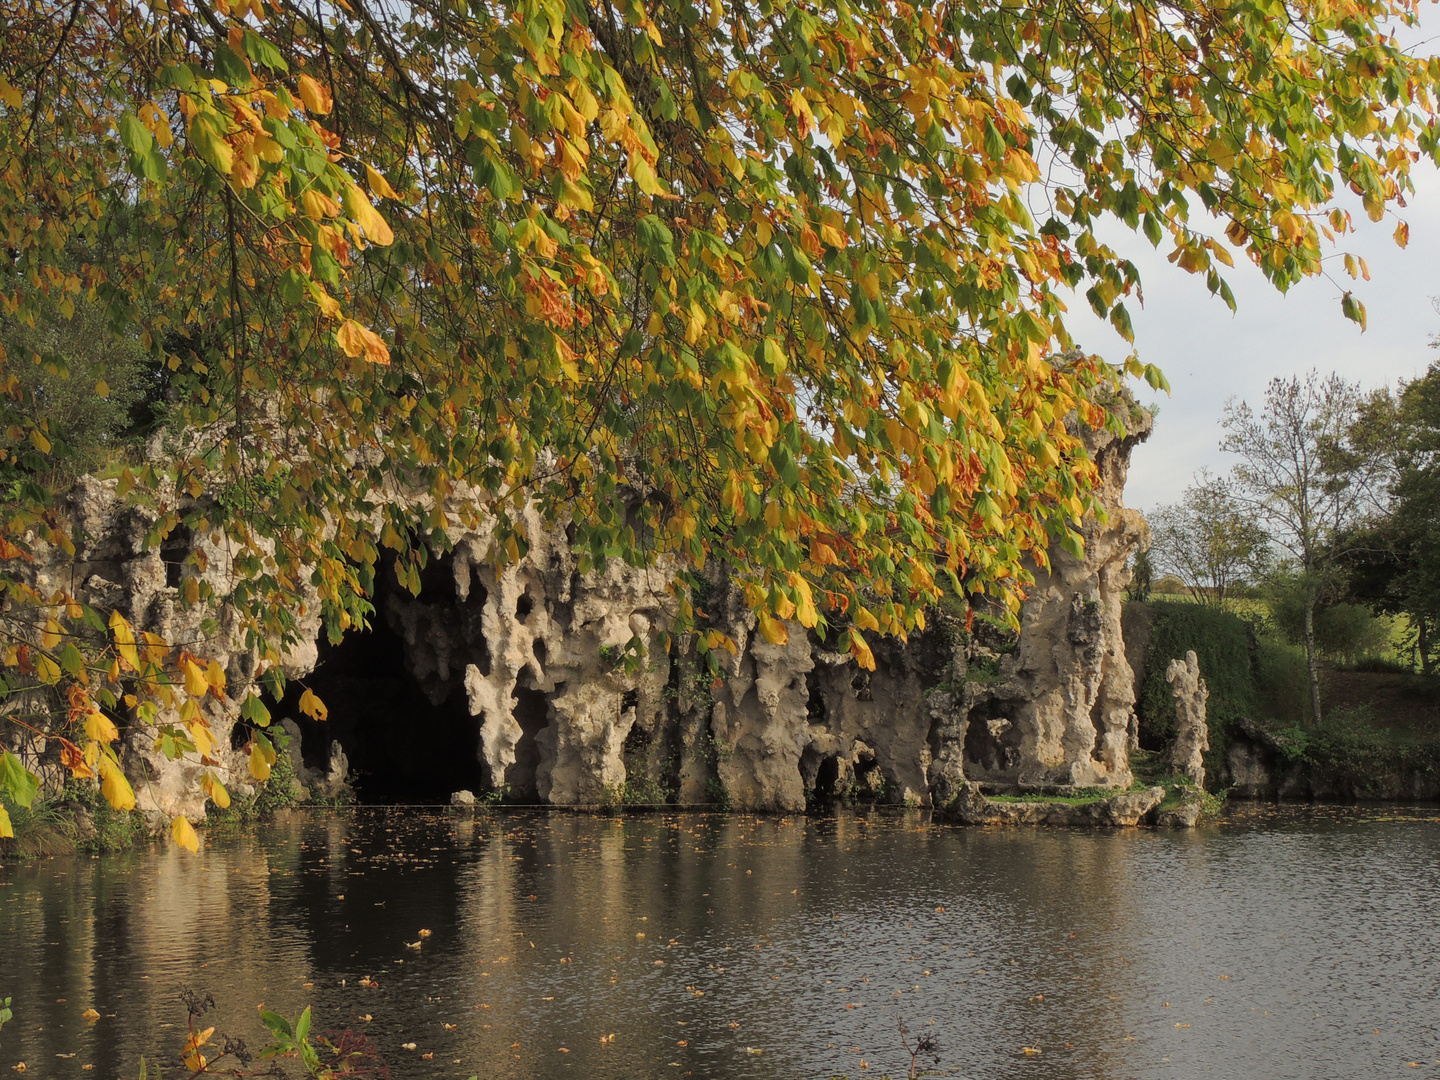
top-left (852, 606), bottom-right (880, 632)
top-left (183, 658), bottom-right (208, 697)
top-left (96, 379), bottom-right (110, 398)
top-left (366, 163), bottom-right (400, 200)
top-left (297, 74), bottom-right (333, 115)
top-left (298, 687), bottom-right (329, 721)
top-left (849, 629), bottom-right (875, 670)
top-left (631, 154), bottom-right (664, 196)
top-left (84, 711), bottom-right (119, 743)
top-left (30, 428), bottom-right (50, 454)
top-left (0, 78), bottom-right (20, 109)
top-left (1395, 220), bottom-right (1410, 248)
top-left (0, 804), bottom-right (11, 838)
top-left (171, 815), bottom-right (199, 852)
top-left (98, 756), bottom-right (137, 811)
top-left (249, 743), bottom-right (271, 782)
top-left (40, 618), bottom-right (61, 650)
top-left (109, 610), bottom-right (140, 672)
top-left (206, 659), bottom-right (228, 696)
top-left (302, 189), bottom-right (341, 219)
top-left (187, 720), bottom-right (216, 759)
top-left (343, 185), bottom-right (395, 245)
top-left (756, 610), bottom-right (788, 645)
top-left (202, 771), bottom-right (231, 809)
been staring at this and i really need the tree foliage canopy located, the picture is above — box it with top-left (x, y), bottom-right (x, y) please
top-left (1, 0), bottom-right (1436, 830)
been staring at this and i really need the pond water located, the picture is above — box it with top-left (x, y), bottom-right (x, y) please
top-left (2, 804), bottom-right (1439, 1080)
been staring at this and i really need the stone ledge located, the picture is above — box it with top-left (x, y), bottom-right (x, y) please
top-left (941, 781), bottom-right (1166, 826)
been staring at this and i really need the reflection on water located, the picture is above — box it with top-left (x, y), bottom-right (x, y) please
top-left (2, 804), bottom-right (1440, 1079)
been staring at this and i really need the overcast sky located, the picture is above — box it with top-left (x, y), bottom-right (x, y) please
top-left (1058, 116), bottom-right (1440, 515)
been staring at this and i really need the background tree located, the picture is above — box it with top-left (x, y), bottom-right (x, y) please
top-left (1340, 363), bottom-right (1440, 672)
top-left (0, 0), bottom-right (1436, 829)
top-left (1221, 373), bottom-right (1389, 725)
top-left (1147, 471), bottom-right (1269, 607)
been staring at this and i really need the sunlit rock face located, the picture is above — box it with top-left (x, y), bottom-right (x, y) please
top-left (930, 403), bottom-right (1153, 796)
top-left (10, 404), bottom-right (1151, 818)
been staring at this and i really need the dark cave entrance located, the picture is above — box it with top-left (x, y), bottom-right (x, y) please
top-left (963, 698), bottom-right (1023, 780)
top-left (281, 551), bottom-right (488, 803)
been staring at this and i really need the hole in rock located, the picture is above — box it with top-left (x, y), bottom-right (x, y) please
top-left (280, 551), bottom-right (487, 803)
top-left (963, 698), bottom-right (1022, 780)
top-left (621, 688), bottom-right (640, 714)
top-left (1090, 700), bottom-right (1108, 763)
top-left (532, 637), bottom-right (547, 672)
top-left (506, 672), bottom-right (551, 801)
top-left (812, 755), bottom-right (841, 803)
top-left (853, 753), bottom-right (884, 797)
top-left (160, 525), bottom-right (192, 589)
top-left (515, 588), bottom-right (534, 622)
top-left (806, 669), bottom-right (827, 724)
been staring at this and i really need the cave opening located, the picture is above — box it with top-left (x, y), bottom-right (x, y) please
top-left (813, 755), bottom-right (841, 802)
top-left (963, 699), bottom-right (1022, 780)
top-left (279, 551), bottom-right (488, 803)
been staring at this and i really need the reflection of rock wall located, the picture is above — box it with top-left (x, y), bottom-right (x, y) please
top-left (12, 404), bottom-right (1151, 817)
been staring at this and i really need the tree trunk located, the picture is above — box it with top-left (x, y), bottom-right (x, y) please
top-left (1304, 595), bottom-right (1323, 726)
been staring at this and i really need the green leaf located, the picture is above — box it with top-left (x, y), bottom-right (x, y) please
top-left (636, 214), bottom-right (675, 266)
top-left (0, 750), bottom-right (39, 809)
top-left (240, 693), bottom-right (272, 728)
top-left (1341, 291), bottom-right (1368, 331)
top-left (1109, 303), bottom-right (1135, 344)
top-left (118, 114), bottom-right (152, 154)
top-left (259, 1009), bottom-right (293, 1040)
top-left (242, 29), bottom-right (289, 73)
top-left (58, 642), bottom-right (84, 676)
top-left (211, 44), bottom-right (253, 89)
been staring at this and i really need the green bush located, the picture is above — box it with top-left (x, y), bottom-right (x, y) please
top-left (1135, 600), bottom-right (1255, 780)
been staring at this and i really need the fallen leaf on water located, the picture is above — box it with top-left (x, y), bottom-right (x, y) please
top-left (418, 929), bottom-right (432, 938)
top-left (421, 1053), bottom-right (433, 1060)
top-left (1176, 1023), bottom-right (1190, 1028)
top-left (445, 1023), bottom-right (457, 1031)
top-left (360, 1014), bottom-right (372, 1023)
top-left (401, 1043), bottom-right (417, 1051)
top-left (677, 1040), bottom-right (687, 1047)
top-left (405, 941), bottom-right (422, 950)
top-left (1021, 1046), bottom-right (1042, 1056)
top-left (81, 1009), bottom-right (99, 1022)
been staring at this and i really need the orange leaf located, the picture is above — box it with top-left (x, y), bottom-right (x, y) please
top-left (336, 320), bottom-right (391, 365)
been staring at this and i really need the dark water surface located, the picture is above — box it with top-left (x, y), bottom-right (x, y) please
top-left (2, 804), bottom-right (1440, 1079)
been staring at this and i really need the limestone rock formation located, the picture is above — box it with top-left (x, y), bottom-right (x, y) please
top-left (932, 402), bottom-right (1152, 798)
top-left (1166, 650), bottom-right (1210, 788)
top-left (7, 399), bottom-right (1153, 822)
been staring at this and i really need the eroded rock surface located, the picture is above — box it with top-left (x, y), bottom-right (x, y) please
top-left (8, 402), bottom-right (1153, 821)
top-left (938, 404), bottom-right (1152, 796)
top-left (1166, 650), bottom-right (1210, 788)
